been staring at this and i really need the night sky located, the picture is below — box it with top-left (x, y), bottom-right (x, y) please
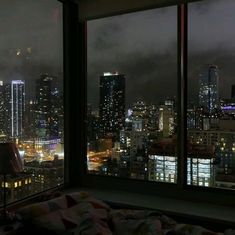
top-left (0, 0), bottom-right (235, 104)
top-left (0, 0), bottom-right (63, 100)
top-left (87, 0), bottom-right (235, 109)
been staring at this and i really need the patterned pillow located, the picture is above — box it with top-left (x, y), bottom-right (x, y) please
top-left (32, 203), bottom-right (110, 234)
top-left (110, 209), bottom-right (162, 235)
top-left (17, 194), bottom-right (67, 221)
top-left (32, 207), bottom-right (80, 234)
top-left (67, 192), bottom-right (110, 210)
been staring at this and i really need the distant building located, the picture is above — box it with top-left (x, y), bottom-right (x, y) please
top-left (187, 105), bottom-right (196, 129)
top-left (195, 106), bottom-right (209, 130)
top-left (24, 100), bottom-right (37, 139)
top-left (0, 81), bottom-right (5, 135)
top-left (188, 128), bottom-right (235, 188)
top-left (35, 74), bottom-right (62, 139)
top-left (199, 65), bottom-right (219, 113)
top-left (11, 80), bottom-right (25, 139)
top-left (148, 139), bottom-right (177, 183)
top-left (221, 99), bottom-right (235, 117)
top-left (0, 173), bottom-right (33, 203)
top-left (148, 139), bottom-right (215, 186)
top-left (159, 100), bottom-right (175, 137)
top-left (131, 101), bottom-right (158, 131)
top-left (99, 72), bottom-right (125, 138)
top-left (187, 144), bottom-right (215, 187)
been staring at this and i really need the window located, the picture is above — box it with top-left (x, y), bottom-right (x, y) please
top-left (188, 0), bottom-right (235, 189)
top-left (87, 6), bottom-right (178, 183)
top-left (73, 0), bottom-right (235, 207)
top-left (0, 0), bottom-right (64, 204)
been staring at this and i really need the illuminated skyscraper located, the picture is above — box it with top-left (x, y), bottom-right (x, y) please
top-left (159, 100), bottom-right (175, 137)
top-left (0, 81), bottom-right (5, 135)
top-left (99, 72), bottom-right (125, 137)
top-left (36, 74), bottom-right (53, 139)
top-left (11, 80), bottom-right (25, 138)
top-left (198, 65), bottom-right (219, 113)
top-left (35, 74), bottom-right (62, 139)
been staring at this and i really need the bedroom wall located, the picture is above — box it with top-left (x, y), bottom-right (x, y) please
top-left (78, 0), bottom-right (202, 21)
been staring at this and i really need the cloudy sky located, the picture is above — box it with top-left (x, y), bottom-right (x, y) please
top-left (1, 0), bottom-right (235, 104)
top-left (0, 0), bottom-right (63, 99)
top-left (87, 0), bottom-right (235, 109)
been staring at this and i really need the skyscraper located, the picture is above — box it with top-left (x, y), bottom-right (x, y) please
top-left (35, 74), bottom-right (62, 139)
top-left (0, 81), bottom-right (5, 135)
top-left (99, 72), bottom-right (125, 137)
top-left (11, 80), bottom-right (25, 139)
top-left (198, 65), bottom-right (219, 113)
top-left (158, 100), bottom-right (175, 137)
top-left (36, 74), bottom-right (54, 139)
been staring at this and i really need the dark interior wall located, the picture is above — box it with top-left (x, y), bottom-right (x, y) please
top-left (78, 0), bottom-right (179, 21)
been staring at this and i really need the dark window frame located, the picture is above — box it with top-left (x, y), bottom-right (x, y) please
top-left (0, 0), bottom-right (66, 208)
top-left (64, 0), bottom-right (235, 207)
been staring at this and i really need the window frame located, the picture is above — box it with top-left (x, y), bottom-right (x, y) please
top-left (64, 0), bottom-right (235, 207)
top-left (0, 0), bottom-right (66, 208)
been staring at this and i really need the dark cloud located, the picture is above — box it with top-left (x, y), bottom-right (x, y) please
top-left (0, 0), bottom-right (63, 99)
top-left (88, 0), bottom-right (235, 109)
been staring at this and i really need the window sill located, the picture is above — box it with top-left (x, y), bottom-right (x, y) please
top-left (66, 187), bottom-right (235, 229)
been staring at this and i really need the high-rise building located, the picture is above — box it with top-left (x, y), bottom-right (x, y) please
top-left (35, 74), bottom-right (61, 139)
top-left (159, 100), bottom-right (175, 137)
top-left (148, 139), bottom-right (177, 183)
top-left (11, 80), bottom-right (25, 139)
top-left (3, 83), bottom-right (11, 138)
top-left (198, 65), bottom-right (219, 113)
top-left (0, 81), bottom-right (5, 135)
top-left (131, 101), bottom-right (158, 131)
top-left (99, 72), bottom-right (125, 137)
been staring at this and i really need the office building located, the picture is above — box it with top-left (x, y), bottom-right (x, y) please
top-left (159, 100), bottom-right (175, 137)
top-left (187, 144), bottom-right (215, 187)
top-left (35, 74), bottom-right (62, 139)
top-left (99, 72), bottom-right (125, 137)
top-left (198, 65), bottom-right (219, 113)
top-left (148, 139), bottom-right (177, 183)
top-left (0, 81), bottom-right (5, 135)
top-left (11, 80), bottom-right (25, 139)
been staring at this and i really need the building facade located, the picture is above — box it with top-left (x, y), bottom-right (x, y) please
top-left (198, 65), bottom-right (219, 113)
top-left (11, 80), bottom-right (25, 139)
top-left (99, 72), bottom-right (125, 138)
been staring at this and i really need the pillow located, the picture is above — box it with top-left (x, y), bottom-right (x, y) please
top-left (66, 192), bottom-right (110, 210)
top-left (110, 209), bottom-right (162, 235)
top-left (32, 203), bottom-right (110, 234)
top-left (17, 194), bottom-right (67, 221)
top-left (32, 209), bottom-right (79, 233)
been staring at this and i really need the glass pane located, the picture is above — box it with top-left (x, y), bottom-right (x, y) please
top-left (0, 0), bottom-right (64, 204)
top-left (188, 0), bottom-right (235, 189)
top-left (87, 6), bottom-right (177, 182)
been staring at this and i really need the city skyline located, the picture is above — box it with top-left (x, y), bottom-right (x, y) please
top-left (88, 0), bottom-right (235, 108)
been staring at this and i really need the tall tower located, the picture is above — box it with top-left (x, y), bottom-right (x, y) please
top-left (36, 74), bottom-right (53, 139)
top-left (0, 81), bottom-right (5, 135)
top-left (158, 100), bottom-right (175, 137)
top-left (35, 74), bottom-right (61, 139)
top-left (198, 65), bottom-right (219, 113)
top-left (11, 80), bottom-right (25, 139)
top-left (99, 72), bottom-right (125, 137)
